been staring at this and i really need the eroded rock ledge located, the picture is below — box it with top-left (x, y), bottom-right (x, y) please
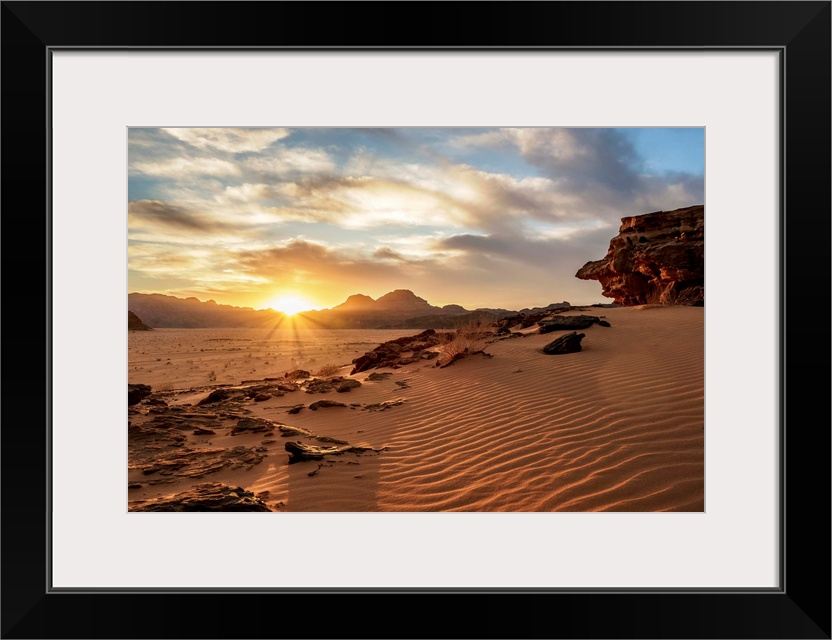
top-left (575, 205), bottom-right (704, 306)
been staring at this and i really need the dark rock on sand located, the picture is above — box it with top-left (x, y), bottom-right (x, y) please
top-left (365, 372), bottom-right (392, 382)
top-left (287, 404), bottom-right (305, 414)
top-left (336, 379), bottom-right (362, 393)
top-left (363, 398), bottom-right (405, 412)
top-left (575, 205), bottom-right (704, 306)
top-left (308, 400), bottom-right (347, 411)
top-left (197, 389), bottom-right (232, 405)
top-left (284, 369), bottom-right (311, 380)
top-left (538, 315), bottom-right (610, 333)
top-left (542, 331), bottom-right (586, 354)
top-left (128, 384), bottom-right (152, 406)
top-left (303, 379), bottom-right (331, 394)
top-left (130, 483), bottom-right (271, 512)
top-left (350, 329), bottom-right (441, 374)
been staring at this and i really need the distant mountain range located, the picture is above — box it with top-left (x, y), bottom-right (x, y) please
top-left (128, 290), bottom-right (571, 329)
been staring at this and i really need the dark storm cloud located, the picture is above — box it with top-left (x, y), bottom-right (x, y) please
top-left (524, 128), bottom-right (644, 194)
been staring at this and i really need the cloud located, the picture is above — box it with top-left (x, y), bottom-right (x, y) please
top-left (372, 246), bottom-right (406, 261)
top-left (128, 200), bottom-right (226, 232)
top-left (433, 234), bottom-right (510, 254)
top-left (162, 128), bottom-right (290, 153)
top-left (245, 147), bottom-right (336, 177)
top-left (131, 157), bottom-right (242, 178)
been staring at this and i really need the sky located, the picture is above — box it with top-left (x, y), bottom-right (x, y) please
top-left (128, 127), bottom-right (704, 313)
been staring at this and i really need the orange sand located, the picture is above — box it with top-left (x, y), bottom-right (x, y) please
top-left (128, 305), bottom-right (704, 512)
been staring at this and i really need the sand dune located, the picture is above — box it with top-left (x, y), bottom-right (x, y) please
top-left (128, 305), bottom-right (703, 512)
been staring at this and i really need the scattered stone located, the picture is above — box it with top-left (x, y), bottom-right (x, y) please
top-left (336, 379), bottom-right (362, 393)
top-left (308, 400), bottom-right (347, 411)
top-left (395, 380), bottom-right (410, 389)
top-left (284, 369), bottom-right (310, 380)
top-left (253, 393), bottom-right (270, 402)
top-left (542, 331), bottom-right (586, 355)
top-left (128, 384), bottom-right (152, 406)
top-left (363, 398), bottom-right (405, 412)
top-left (192, 427), bottom-right (216, 436)
top-left (287, 404), bottom-right (305, 415)
top-left (130, 483), bottom-right (271, 512)
top-left (365, 372), bottom-right (392, 382)
top-left (304, 378), bottom-right (335, 394)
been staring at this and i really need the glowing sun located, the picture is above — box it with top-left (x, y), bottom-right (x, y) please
top-left (268, 294), bottom-right (313, 316)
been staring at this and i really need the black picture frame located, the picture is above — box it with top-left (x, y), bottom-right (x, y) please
top-left (2, 2), bottom-right (829, 638)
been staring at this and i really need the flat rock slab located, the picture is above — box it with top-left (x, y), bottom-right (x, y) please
top-left (279, 424), bottom-right (349, 445)
top-left (308, 400), bottom-right (347, 410)
top-left (285, 440), bottom-right (383, 463)
top-left (538, 315), bottom-right (610, 333)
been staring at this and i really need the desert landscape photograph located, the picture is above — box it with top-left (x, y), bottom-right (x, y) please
top-left (127, 126), bottom-right (704, 512)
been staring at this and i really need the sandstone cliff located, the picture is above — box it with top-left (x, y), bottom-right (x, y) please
top-left (575, 205), bottom-right (704, 306)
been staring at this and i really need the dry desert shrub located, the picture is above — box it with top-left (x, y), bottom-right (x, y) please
top-left (437, 317), bottom-right (495, 367)
top-left (314, 363), bottom-right (342, 377)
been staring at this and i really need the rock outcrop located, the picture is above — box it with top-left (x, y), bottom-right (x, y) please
top-left (350, 329), bottom-right (441, 374)
top-left (128, 310), bottom-right (152, 331)
top-left (130, 483), bottom-right (271, 511)
top-left (575, 205), bottom-right (704, 306)
top-left (128, 383), bottom-right (152, 405)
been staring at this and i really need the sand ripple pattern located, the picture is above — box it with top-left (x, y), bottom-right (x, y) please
top-left (374, 307), bottom-right (704, 511)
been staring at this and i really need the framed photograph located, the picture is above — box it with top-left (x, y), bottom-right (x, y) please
top-left (3, 2), bottom-right (829, 638)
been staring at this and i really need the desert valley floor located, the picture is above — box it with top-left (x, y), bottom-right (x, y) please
top-left (128, 305), bottom-right (704, 512)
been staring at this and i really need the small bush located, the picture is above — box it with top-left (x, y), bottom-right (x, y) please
top-left (436, 318), bottom-right (495, 367)
top-left (314, 363), bottom-right (341, 377)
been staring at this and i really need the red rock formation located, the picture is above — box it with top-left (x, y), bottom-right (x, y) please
top-left (575, 205), bottom-right (704, 306)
